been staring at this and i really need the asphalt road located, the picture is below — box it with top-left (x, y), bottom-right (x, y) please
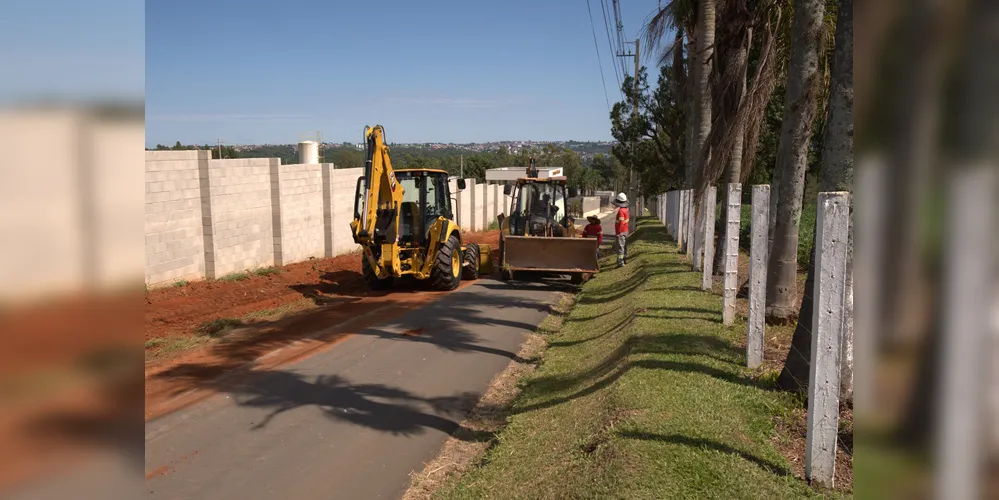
top-left (144, 277), bottom-right (569, 500)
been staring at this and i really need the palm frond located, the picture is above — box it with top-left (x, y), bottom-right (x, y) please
top-left (693, 3), bottom-right (784, 203)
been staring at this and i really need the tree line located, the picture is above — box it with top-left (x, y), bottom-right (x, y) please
top-left (617, 0), bottom-right (853, 397)
top-left (149, 141), bottom-right (626, 196)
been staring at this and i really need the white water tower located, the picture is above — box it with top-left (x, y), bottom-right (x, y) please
top-left (298, 140), bottom-right (319, 164)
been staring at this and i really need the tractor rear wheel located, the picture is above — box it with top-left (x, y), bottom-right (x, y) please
top-left (462, 243), bottom-right (480, 280)
top-left (430, 233), bottom-right (462, 291)
top-left (361, 254), bottom-right (395, 290)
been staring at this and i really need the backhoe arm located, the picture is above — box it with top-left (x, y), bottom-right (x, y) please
top-left (350, 125), bottom-right (403, 277)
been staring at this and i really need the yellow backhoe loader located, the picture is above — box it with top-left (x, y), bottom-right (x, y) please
top-left (496, 158), bottom-right (599, 285)
top-left (349, 125), bottom-right (492, 291)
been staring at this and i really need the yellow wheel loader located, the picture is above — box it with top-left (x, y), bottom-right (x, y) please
top-left (349, 125), bottom-right (493, 291)
top-left (496, 158), bottom-right (599, 285)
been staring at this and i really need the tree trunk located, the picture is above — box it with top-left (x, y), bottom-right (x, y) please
top-left (714, 29), bottom-right (750, 274)
top-left (685, 33), bottom-right (697, 189)
top-left (776, 0), bottom-right (854, 392)
top-left (694, 0), bottom-right (715, 181)
top-left (764, 0), bottom-right (827, 321)
top-left (777, 242), bottom-right (816, 390)
top-left (691, 0), bottom-right (715, 270)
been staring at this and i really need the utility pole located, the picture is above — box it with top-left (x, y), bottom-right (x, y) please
top-left (617, 38), bottom-right (640, 231)
top-left (460, 154), bottom-right (464, 178)
top-left (217, 138), bottom-right (222, 159)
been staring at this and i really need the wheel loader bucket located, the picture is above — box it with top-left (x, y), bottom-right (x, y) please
top-left (501, 236), bottom-right (599, 274)
top-left (476, 243), bottom-right (494, 275)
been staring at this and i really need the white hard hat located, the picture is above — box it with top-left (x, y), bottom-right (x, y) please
top-left (615, 192), bottom-right (628, 203)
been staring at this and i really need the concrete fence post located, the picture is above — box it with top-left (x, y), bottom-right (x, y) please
top-left (686, 190), bottom-right (693, 257)
top-left (936, 167), bottom-right (997, 500)
top-left (670, 190), bottom-right (680, 239)
top-left (455, 181), bottom-right (463, 229)
top-left (661, 193), bottom-right (667, 224)
top-left (686, 189), bottom-right (696, 261)
top-left (805, 191), bottom-right (850, 488)
top-left (468, 178), bottom-right (478, 231)
top-left (853, 158), bottom-right (883, 416)
top-left (322, 164), bottom-right (333, 258)
top-left (701, 186), bottom-right (716, 289)
top-left (723, 183), bottom-right (742, 325)
top-left (747, 185), bottom-right (769, 368)
top-left (678, 190), bottom-right (688, 250)
top-left (481, 181), bottom-right (489, 231)
top-left (197, 154), bottom-right (217, 279)
top-left (269, 160), bottom-right (284, 267)
top-left (663, 191), bottom-right (676, 240)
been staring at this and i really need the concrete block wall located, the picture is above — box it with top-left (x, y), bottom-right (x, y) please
top-left (145, 150), bottom-right (209, 287)
top-left (1, 109), bottom-right (146, 304)
top-left (501, 190), bottom-right (514, 218)
top-left (462, 179), bottom-right (474, 230)
top-left (490, 184), bottom-right (501, 227)
top-left (93, 118), bottom-right (146, 289)
top-left (471, 182), bottom-right (485, 231)
top-left (329, 168), bottom-right (362, 257)
top-left (454, 178), bottom-right (474, 230)
top-left (275, 163), bottom-right (326, 265)
top-left (485, 184), bottom-right (499, 228)
top-left (144, 158), bottom-right (507, 286)
top-left (207, 158), bottom-right (278, 277)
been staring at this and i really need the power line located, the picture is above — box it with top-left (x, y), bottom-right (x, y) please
top-left (585, 0), bottom-right (612, 111)
top-left (599, 0), bottom-right (623, 96)
top-left (612, 0), bottom-right (629, 78)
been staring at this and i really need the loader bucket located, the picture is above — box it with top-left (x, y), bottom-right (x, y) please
top-left (476, 244), bottom-right (494, 275)
top-left (501, 236), bottom-right (599, 273)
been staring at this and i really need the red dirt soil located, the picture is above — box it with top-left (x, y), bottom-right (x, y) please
top-left (143, 230), bottom-right (501, 421)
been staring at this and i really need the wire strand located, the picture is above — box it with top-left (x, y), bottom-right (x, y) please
top-left (586, 0), bottom-right (612, 112)
top-left (600, 0), bottom-right (623, 96)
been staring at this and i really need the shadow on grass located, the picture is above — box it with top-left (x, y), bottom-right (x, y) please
top-left (513, 333), bottom-right (760, 415)
top-left (647, 285), bottom-right (704, 293)
top-left (549, 313), bottom-right (636, 347)
top-left (617, 431), bottom-right (792, 477)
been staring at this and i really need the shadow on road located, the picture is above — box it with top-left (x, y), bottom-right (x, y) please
top-left (150, 280), bottom-right (557, 439)
top-left (193, 369), bottom-right (491, 439)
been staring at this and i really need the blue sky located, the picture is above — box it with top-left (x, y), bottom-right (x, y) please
top-left (0, 0), bottom-right (144, 102)
top-left (146, 0), bottom-right (664, 146)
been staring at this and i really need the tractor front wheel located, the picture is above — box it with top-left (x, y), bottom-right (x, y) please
top-left (430, 233), bottom-right (462, 291)
top-left (462, 243), bottom-right (480, 280)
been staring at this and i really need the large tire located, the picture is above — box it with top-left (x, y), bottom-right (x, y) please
top-left (462, 243), bottom-right (480, 280)
top-left (361, 254), bottom-right (394, 290)
top-left (570, 273), bottom-right (585, 285)
top-left (430, 233), bottom-right (462, 291)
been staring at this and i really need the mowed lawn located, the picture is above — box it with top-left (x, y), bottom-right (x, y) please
top-left (433, 218), bottom-right (843, 499)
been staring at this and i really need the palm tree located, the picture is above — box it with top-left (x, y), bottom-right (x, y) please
top-left (764, 0), bottom-right (828, 321)
top-left (777, 0), bottom-right (853, 393)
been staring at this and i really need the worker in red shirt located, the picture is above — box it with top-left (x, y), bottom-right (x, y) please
top-left (582, 215), bottom-right (603, 260)
top-left (612, 193), bottom-right (630, 267)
